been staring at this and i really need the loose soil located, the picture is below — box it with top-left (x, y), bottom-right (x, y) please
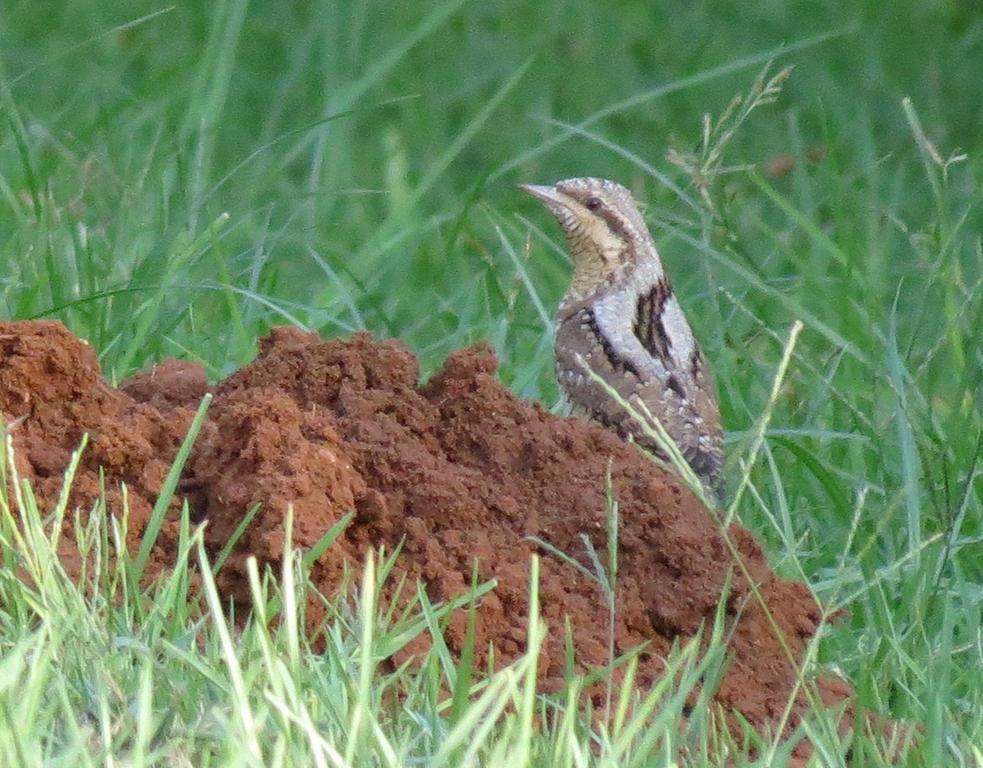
top-left (0, 320), bottom-right (852, 749)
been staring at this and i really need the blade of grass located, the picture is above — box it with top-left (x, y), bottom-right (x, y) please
top-left (134, 394), bottom-right (212, 579)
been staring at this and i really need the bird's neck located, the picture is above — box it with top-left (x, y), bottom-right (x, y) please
top-left (560, 250), bottom-right (664, 317)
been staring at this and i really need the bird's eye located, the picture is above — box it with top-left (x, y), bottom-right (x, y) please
top-left (585, 196), bottom-right (602, 211)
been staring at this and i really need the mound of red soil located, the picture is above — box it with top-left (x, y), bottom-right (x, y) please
top-left (0, 320), bottom-right (850, 744)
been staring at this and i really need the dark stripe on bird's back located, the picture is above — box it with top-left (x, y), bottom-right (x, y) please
top-left (666, 373), bottom-right (685, 399)
top-left (583, 309), bottom-right (641, 379)
top-left (690, 349), bottom-right (703, 380)
top-left (632, 280), bottom-right (673, 361)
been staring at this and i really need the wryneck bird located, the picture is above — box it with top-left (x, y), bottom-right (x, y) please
top-left (522, 177), bottom-right (724, 496)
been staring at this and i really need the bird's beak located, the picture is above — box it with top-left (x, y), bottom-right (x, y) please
top-left (519, 183), bottom-right (572, 214)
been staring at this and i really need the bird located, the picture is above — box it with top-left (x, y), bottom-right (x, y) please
top-left (521, 177), bottom-right (724, 495)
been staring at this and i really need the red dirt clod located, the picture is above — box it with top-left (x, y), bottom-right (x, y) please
top-left (121, 358), bottom-right (210, 411)
top-left (0, 319), bottom-right (851, 744)
top-left (0, 321), bottom-right (194, 565)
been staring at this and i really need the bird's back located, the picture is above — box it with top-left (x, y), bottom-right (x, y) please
top-left (554, 266), bottom-right (724, 491)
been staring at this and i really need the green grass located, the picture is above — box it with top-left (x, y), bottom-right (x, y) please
top-left (0, 0), bottom-right (981, 764)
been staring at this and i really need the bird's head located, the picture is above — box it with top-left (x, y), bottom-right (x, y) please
top-left (521, 177), bottom-right (655, 299)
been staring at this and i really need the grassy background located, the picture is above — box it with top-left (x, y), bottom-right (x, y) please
top-left (0, 0), bottom-right (981, 764)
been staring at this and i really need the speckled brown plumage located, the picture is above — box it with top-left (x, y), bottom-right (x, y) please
top-left (522, 177), bottom-right (725, 494)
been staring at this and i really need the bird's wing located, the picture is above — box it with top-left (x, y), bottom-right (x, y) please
top-left (554, 291), bottom-right (724, 487)
top-left (630, 283), bottom-right (725, 482)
